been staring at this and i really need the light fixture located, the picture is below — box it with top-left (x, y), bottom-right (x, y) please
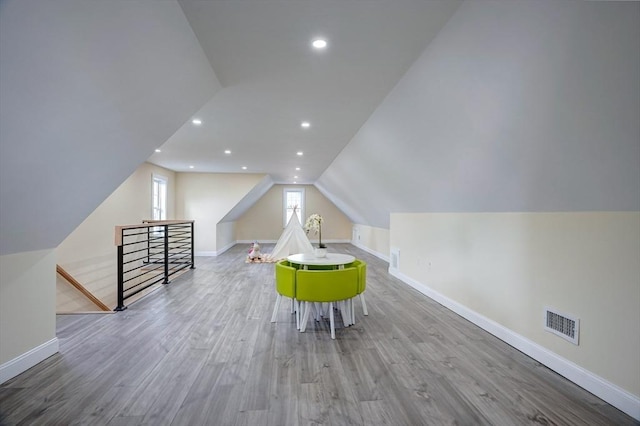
top-left (301, 121), bottom-right (310, 128)
top-left (241, 166), bottom-right (247, 170)
top-left (189, 165), bottom-right (195, 169)
top-left (312, 38), bottom-right (327, 49)
top-left (294, 176), bottom-right (298, 179)
top-left (295, 167), bottom-right (300, 171)
top-left (155, 149), bottom-right (161, 153)
top-left (192, 118), bottom-right (202, 125)
top-left (297, 151), bottom-right (303, 156)
top-left (293, 181), bottom-right (297, 184)
top-left (224, 150), bottom-right (231, 154)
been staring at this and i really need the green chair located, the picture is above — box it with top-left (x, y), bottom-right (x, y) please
top-left (347, 259), bottom-right (368, 324)
top-left (296, 267), bottom-right (359, 339)
top-left (271, 260), bottom-right (299, 329)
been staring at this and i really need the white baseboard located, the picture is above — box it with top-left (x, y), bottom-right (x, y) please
top-left (194, 251), bottom-right (217, 257)
top-left (0, 338), bottom-right (59, 384)
top-left (236, 240), bottom-right (278, 244)
top-left (352, 240), bottom-right (390, 263)
top-left (388, 268), bottom-right (640, 421)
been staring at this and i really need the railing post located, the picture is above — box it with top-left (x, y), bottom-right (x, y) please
top-left (190, 221), bottom-right (195, 269)
top-left (146, 227), bottom-right (150, 264)
top-left (163, 224), bottom-right (170, 284)
top-left (115, 243), bottom-right (127, 311)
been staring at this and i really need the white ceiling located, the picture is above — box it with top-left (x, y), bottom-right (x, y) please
top-left (147, 0), bottom-right (462, 184)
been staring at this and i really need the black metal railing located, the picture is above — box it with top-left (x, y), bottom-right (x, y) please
top-left (115, 220), bottom-right (195, 311)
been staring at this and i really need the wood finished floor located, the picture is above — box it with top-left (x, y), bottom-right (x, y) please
top-left (0, 244), bottom-right (636, 426)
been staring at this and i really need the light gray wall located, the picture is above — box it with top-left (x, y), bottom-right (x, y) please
top-left (0, 0), bottom-right (220, 255)
top-left (315, 1), bottom-right (640, 415)
top-left (317, 0), bottom-right (640, 228)
top-left (0, 0), bottom-right (219, 384)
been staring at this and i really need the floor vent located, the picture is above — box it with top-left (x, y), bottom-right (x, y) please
top-left (544, 307), bottom-right (579, 345)
top-left (390, 247), bottom-right (400, 270)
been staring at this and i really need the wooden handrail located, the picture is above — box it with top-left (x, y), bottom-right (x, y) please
top-left (56, 265), bottom-right (111, 312)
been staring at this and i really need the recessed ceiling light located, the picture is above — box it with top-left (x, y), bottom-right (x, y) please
top-left (297, 151), bottom-right (303, 156)
top-left (224, 150), bottom-right (231, 154)
top-left (312, 39), bottom-right (327, 49)
top-left (301, 121), bottom-right (310, 128)
top-left (241, 166), bottom-right (247, 170)
top-left (294, 176), bottom-right (298, 179)
top-left (189, 165), bottom-right (195, 169)
top-left (295, 167), bottom-right (300, 171)
top-left (155, 149), bottom-right (161, 153)
top-left (192, 118), bottom-right (202, 125)
top-left (293, 181), bottom-right (297, 184)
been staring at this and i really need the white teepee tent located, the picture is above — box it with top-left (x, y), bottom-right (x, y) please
top-left (265, 210), bottom-right (314, 261)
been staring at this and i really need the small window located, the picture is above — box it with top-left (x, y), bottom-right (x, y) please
top-left (283, 188), bottom-right (304, 227)
top-left (152, 175), bottom-right (167, 221)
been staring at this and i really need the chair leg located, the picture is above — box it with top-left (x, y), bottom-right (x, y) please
top-left (340, 300), bottom-right (352, 327)
top-left (351, 298), bottom-right (356, 326)
top-left (315, 302), bottom-right (323, 321)
top-left (360, 293), bottom-right (368, 316)
top-left (271, 294), bottom-right (282, 323)
top-left (295, 299), bottom-right (300, 330)
top-left (300, 302), bottom-right (311, 332)
top-left (329, 302), bottom-right (335, 339)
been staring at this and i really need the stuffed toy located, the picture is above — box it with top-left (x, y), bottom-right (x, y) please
top-left (248, 241), bottom-right (262, 262)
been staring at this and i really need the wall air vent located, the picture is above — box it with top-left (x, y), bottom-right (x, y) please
top-left (544, 307), bottom-right (579, 345)
top-left (390, 247), bottom-right (400, 270)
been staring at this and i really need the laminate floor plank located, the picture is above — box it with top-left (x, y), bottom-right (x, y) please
top-left (0, 243), bottom-right (636, 425)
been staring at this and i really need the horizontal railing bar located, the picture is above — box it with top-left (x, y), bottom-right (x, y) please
top-left (124, 276), bottom-right (165, 296)
top-left (145, 258), bottom-right (191, 265)
top-left (120, 233), bottom-right (190, 246)
top-left (165, 246), bottom-right (190, 252)
top-left (166, 255), bottom-right (190, 262)
top-left (167, 238), bottom-right (191, 245)
top-left (123, 244), bottom-right (164, 256)
top-left (122, 256), bottom-right (150, 267)
top-left (123, 245), bottom-right (191, 265)
top-left (123, 260), bottom-right (189, 277)
top-left (123, 267), bottom-right (163, 282)
top-left (123, 262), bottom-right (190, 283)
top-left (123, 264), bottom-right (163, 277)
top-left (121, 239), bottom-right (164, 248)
top-left (167, 251), bottom-right (191, 257)
top-left (166, 239), bottom-right (191, 245)
top-left (166, 230), bottom-right (191, 236)
top-left (123, 268), bottom-right (164, 284)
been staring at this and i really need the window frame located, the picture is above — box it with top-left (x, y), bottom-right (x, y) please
top-left (152, 174), bottom-right (168, 221)
top-left (282, 187), bottom-right (305, 228)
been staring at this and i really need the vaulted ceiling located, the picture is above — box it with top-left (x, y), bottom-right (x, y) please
top-left (2, 0), bottom-right (637, 255)
top-left (148, 0), bottom-right (462, 183)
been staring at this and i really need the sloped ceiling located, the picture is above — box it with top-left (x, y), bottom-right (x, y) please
top-left (148, 0), bottom-right (462, 183)
top-left (0, 0), bottom-right (220, 255)
top-left (2, 1), bottom-right (636, 255)
top-left (221, 175), bottom-right (274, 223)
top-left (317, 0), bottom-right (640, 229)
